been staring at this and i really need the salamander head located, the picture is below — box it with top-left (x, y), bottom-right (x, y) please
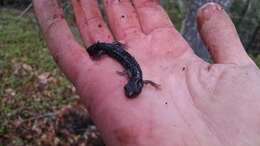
top-left (124, 79), bottom-right (144, 98)
top-left (87, 42), bottom-right (104, 58)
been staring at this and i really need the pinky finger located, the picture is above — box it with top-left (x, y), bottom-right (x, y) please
top-left (33, 0), bottom-right (93, 84)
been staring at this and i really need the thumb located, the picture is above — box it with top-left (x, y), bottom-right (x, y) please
top-left (197, 3), bottom-right (254, 65)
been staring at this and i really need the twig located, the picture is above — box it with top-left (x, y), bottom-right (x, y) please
top-left (21, 112), bottom-right (57, 123)
top-left (19, 3), bottom-right (33, 17)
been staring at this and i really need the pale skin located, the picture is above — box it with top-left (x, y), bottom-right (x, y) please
top-left (33, 0), bottom-right (260, 146)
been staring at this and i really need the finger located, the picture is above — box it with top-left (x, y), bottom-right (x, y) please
top-left (33, 0), bottom-right (93, 84)
top-left (132, 0), bottom-right (174, 34)
top-left (71, 0), bottom-right (113, 45)
top-left (197, 3), bottom-right (254, 65)
top-left (104, 0), bottom-right (144, 41)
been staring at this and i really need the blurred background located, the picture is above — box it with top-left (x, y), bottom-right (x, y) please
top-left (0, 0), bottom-right (260, 145)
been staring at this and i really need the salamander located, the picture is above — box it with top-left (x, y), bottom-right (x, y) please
top-left (86, 41), bottom-right (145, 98)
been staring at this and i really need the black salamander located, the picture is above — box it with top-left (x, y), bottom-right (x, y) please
top-left (87, 42), bottom-right (158, 98)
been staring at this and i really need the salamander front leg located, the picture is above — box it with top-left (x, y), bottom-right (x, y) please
top-left (116, 70), bottom-right (132, 78)
top-left (112, 41), bottom-right (127, 49)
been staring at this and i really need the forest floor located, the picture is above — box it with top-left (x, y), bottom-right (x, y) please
top-left (1, 8), bottom-right (260, 146)
top-left (0, 9), bottom-right (104, 146)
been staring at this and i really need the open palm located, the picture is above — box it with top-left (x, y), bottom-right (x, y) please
top-left (34, 0), bottom-right (260, 146)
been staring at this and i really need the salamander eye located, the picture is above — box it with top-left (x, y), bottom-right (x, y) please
top-left (124, 84), bottom-right (134, 97)
top-left (127, 91), bottom-right (134, 97)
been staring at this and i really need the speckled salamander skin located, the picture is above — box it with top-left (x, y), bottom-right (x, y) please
top-left (86, 42), bottom-right (144, 98)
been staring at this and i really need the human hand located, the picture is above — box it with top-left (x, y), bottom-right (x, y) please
top-left (33, 1), bottom-right (260, 146)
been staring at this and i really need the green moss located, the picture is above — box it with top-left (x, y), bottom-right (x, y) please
top-left (0, 9), bottom-right (56, 72)
top-left (253, 55), bottom-right (260, 67)
top-left (162, 1), bottom-right (185, 31)
top-left (0, 124), bottom-right (7, 135)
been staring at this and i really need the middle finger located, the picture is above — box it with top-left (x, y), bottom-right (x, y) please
top-left (104, 0), bottom-right (144, 41)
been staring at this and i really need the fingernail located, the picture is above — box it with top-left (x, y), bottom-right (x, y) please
top-left (198, 2), bottom-right (223, 15)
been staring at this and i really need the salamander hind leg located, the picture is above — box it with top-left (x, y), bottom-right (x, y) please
top-left (143, 80), bottom-right (161, 89)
